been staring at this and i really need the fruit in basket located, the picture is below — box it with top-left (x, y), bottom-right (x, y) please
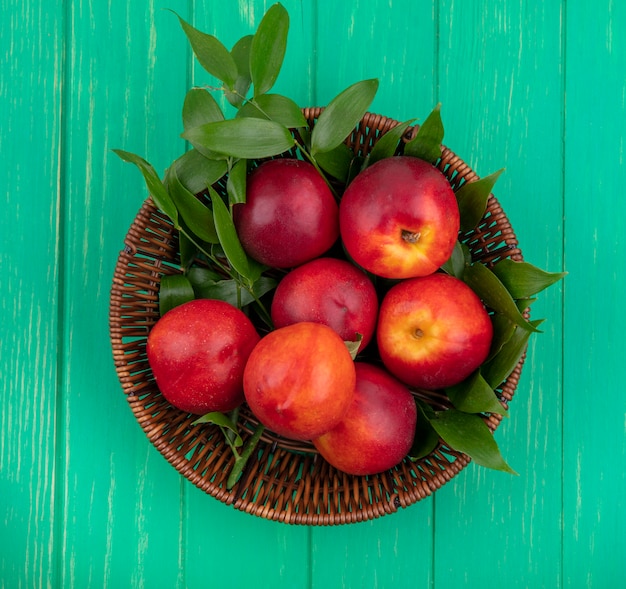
top-left (312, 362), bottom-right (417, 476)
top-left (243, 322), bottom-right (356, 440)
top-left (270, 257), bottom-right (378, 352)
top-left (233, 158), bottom-right (339, 268)
top-left (376, 273), bottom-right (493, 390)
top-left (339, 156), bottom-right (460, 279)
top-left (146, 298), bottom-right (260, 414)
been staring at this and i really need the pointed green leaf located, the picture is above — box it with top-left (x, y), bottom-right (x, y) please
top-left (440, 240), bottom-right (467, 278)
top-left (165, 149), bottom-right (228, 195)
top-left (192, 411), bottom-right (243, 448)
top-left (113, 149), bottom-right (179, 225)
top-left (446, 371), bottom-right (508, 417)
top-left (408, 402), bottom-right (441, 460)
top-left (168, 166), bottom-right (219, 244)
top-left (368, 119), bottom-right (416, 165)
top-left (176, 14), bottom-right (237, 86)
top-left (428, 409), bottom-right (517, 474)
top-left (227, 35), bottom-right (253, 107)
top-left (183, 118), bottom-right (295, 159)
top-left (456, 169), bottom-right (504, 232)
top-left (310, 79), bottom-right (379, 155)
top-left (491, 259), bottom-right (566, 299)
top-left (463, 261), bottom-right (540, 332)
top-left (188, 274), bottom-right (276, 309)
top-left (159, 274), bottom-right (196, 316)
top-left (186, 266), bottom-right (223, 285)
top-left (237, 94), bottom-right (307, 128)
top-left (250, 3), bottom-right (289, 96)
top-left (179, 231), bottom-right (198, 271)
top-left (226, 159), bottom-right (248, 205)
top-left (182, 88), bottom-right (224, 131)
top-left (344, 335), bottom-right (363, 360)
top-left (482, 318), bottom-right (543, 388)
top-left (313, 143), bottom-right (354, 182)
top-left (210, 188), bottom-right (265, 283)
top-left (486, 313), bottom-right (516, 361)
top-left (404, 104), bottom-right (444, 162)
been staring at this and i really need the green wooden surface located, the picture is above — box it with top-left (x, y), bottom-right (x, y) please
top-left (1, 0), bottom-right (624, 587)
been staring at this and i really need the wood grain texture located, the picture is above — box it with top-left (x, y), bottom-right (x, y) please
top-left (1, 0), bottom-right (625, 587)
top-left (57, 1), bottom-right (189, 586)
top-left (433, 1), bottom-right (565, 586)
top-left (563, 1), bottom-right (626, 586)
top-left (0, 1), bottom-right (63, 587)
top-left (183, 3), bottom-right (312, 586)
top-left (310, 2), bottom-right (438, 586)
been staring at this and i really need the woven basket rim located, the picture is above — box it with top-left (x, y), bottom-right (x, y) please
top-left (109, 109), bottom-right (526, 525)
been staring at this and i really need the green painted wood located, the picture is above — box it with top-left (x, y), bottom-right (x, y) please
top-left (182, 3), bottom-right (312, 585)
top-left (309, 2), bottom-right (438, 586)
top-left (2, 0), bottom-right (625, 587)
top-left (432, 1), bottom-right (566, 586)
top-left (563, 1), bottom-right (626, 586)
top-left (0, 1), bottom-right (63, 586)
top-left (56, 1), bottom-right (190, 586)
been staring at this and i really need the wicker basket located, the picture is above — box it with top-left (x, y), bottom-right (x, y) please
top-left (109, 109), bottom-right (525, 525)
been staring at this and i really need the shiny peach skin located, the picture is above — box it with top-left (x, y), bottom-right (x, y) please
top-left (243, 322), bottom-right (356, 441)
top-left (271, 257), bottom-right (378, 352)
top-left (339, 156), bottom-right (460, 279)
top-left (377, 273), bottom-right (493, 390)
top-left (312, 362), bottom-right (417, 476)
top-left (233, 158), bottom-right (339, 268)
top-left (146, 299), bottom-right (260, 415)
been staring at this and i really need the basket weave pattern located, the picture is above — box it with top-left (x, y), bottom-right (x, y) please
top-left (109, 110), bottom-right (525, 525)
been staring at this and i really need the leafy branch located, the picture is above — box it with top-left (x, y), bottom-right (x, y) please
top-left (114, 2), bottom-right (565, 480)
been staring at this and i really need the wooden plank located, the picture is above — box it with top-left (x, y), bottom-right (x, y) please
top-left (0, 0), bottom-right (63, 586)
top-left (433, 1), bottom-right (565, 586)
top-left (563, 1), bottom-right (626, 586)
top-left (182, 2), bottom-right (312, 586)
top-left (313, 0), bottom-right (438, 119)
top-left (310, 1), bottom-right (438, 585)
top-left (57, 1), bottom-right (191, 586)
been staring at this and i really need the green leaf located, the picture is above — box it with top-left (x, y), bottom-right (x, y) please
top-left (165, 149), bottom-right (228, 195)
top-left (210, 188), bottom-right (264, 283)
top-left (159, 274), bottom-right (195, 316)
top-left (189, 274), bottom-right (277, 308)
top-left (481, 318), bottom-right (544, 389)
top-left (491, 259), bottom-right (566, 299)
top-left (237, 94), bottom-right (307, 128)
top-left (168, 166), bottom-right (219, 244)
top-left (176, 14), bottom-right (238, 86)
top-left (408, 402), bottom-right (441, 460)
top-left (463, 261), bottom-right (540, 332)
top-left (486, 313), bottom-right (517, 361)
top-left (226, 34), bottom-right (253, 107)
top-left (446, 371), bottom-right (508, 417)
top-left (182, 88), bottom-right (224, 131)
top-left (313, 143), bottom-right (354, 182)
top-left (344, 335), bottom-right (363, 360)
top-left (226, 158), bottom-right (248, 205)
top-left (440, 240), bottom-right (467, 278)
top-left (179, 231), bottom-right (198, 271)
top-left (456, 169), bottom-right (504, 232)
top-left (368, 119), bottom-right (415, 165)
top-left (428, 409), bottom-right (517, 474)
top-left (250, 3), bottom-right (289, 96)
top-left (310, 79), bottom-right (379, 155)
top-left (183, 117), bottom-right (295, 159)
top-left (404, 104), bottom-right (444, 162)
top-left (113, 149), bottom-right (179, 226)
top-left (226, 423), bottom-right (265, 489)
top-left (192, 411), bottom-right (243, 448)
